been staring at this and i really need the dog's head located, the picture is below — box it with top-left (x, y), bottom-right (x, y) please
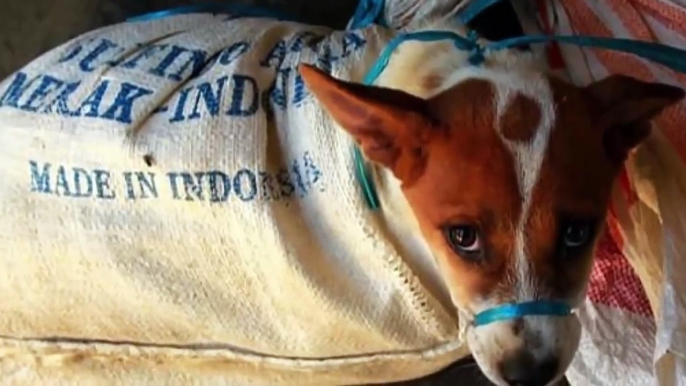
top-left (299, 63), bottom-right (683, 385)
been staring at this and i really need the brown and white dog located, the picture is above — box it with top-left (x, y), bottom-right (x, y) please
top-left (299, 24), bottom-right (684, 386)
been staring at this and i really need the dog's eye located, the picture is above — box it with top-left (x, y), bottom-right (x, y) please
top-left (444, 225), bottom-right (482, 258)
top-left (562, 222), bottom-right (592, 248)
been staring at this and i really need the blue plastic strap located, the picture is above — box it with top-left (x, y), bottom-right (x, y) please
top-left (127, 2), bottom-right (297, 23)
top-left (349, 0), bottom-right (387, 30)
top-left (352, 146), bottom-right (381, 210)
top-left (486, 34), bottom-right (686, 73)
top-left (473, 301), bottom-right (572, 327)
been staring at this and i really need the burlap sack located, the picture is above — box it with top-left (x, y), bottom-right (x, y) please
top-left (0, 1), bottom-right (481, 385)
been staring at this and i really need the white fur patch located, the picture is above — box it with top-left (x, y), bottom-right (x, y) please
top-left (493, 76), bottom-right (556, 301)
top-left (440, 64), bottom-right (557, 305)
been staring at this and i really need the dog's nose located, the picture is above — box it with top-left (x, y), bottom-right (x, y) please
top-left (499, 351), bottom-right (559, 386)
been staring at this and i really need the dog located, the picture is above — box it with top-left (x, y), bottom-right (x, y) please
top-left (299, 21), bottom-right (685, 385)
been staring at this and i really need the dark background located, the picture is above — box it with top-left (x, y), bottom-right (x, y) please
top-left (2, 0), bottom-right (356, 79)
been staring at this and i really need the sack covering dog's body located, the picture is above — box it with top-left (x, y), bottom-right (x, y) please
top-left (0, 9), bottom-right (473, 385)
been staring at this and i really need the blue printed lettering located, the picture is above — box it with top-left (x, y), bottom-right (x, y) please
top-left (27, 153), bottom-right (324, 203)
top-left (150, 45), bottom-right (188, 78)
top-left (150, 45), bottom-right (208, 81)
top-left (233, 169), bottom-right (257, 201)
top-left (137, 172), bottom-right (157, 198)
top-left (268, 68), bottom-right (290, 110)
top-left (276, 168), bottom-right (294, 198)
top-left (100, 82), bottom-right (154, 124)
top-left (29, 162), bottom-right (110, 199)
top-left (74, 80), bottom-right (109, 118)
top-left (317, 44), bottom-right (337, 74)
top-left (123, 172), bottom-right (136, 199)
top-left (124, 171), bottom-right (157, 199)
top-left (72, 167), bottom-right (93, 197)
top-left (0, 72), bottom-right (38, 108)
top-left (260, 40), bottom-right (287, 68)
top-left (94, 169), bottom-right (116, 199)
top-left (291, 71), bottom-right (307, 107)
top-left (207, 171), bottom-right (231, 202)
top-left (169, 87), bottom-right (192, 123)
top-left (30, 161), bottom-right (52, 193)
top-left (219, 41), bottom-right (250, 65)
top-left (303, 151), bottom-right (324, 190)
top-left (168, 74), bottom-right (259, 122)
top-left (189, 76), bottom-right (227, 120)
top-left (180, 172), bottom-right (204, 201)
top-left (342, 32), bottom-right (366, 56)
top-left (227, 75), bottom-right (258, 117)
top-left (57, 39), bottom-right (89, 64)
top-left (55, 166), bottom-right (72, 196)
top-left (42, 81), bottom-right (80, 115)
top-left (291, 159), bottom-right (308, 197)
top-left (259, 171), bottom-right (276, 200)
top-left (290, 32), bottom-right (321, 53)
top-left (79, 39), bottom-right (122, 72)
top-left (1, 72), bottom-right (154, 124)
top-left (20, 75), bottom-right (65, 112)
top-left (167, 172), bottom-right (182, 199)
top-left (169, 48), bottom-right (207, 81)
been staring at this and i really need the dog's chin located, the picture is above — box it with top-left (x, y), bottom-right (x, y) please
top-left (466, 314), bottom-right (582, 386)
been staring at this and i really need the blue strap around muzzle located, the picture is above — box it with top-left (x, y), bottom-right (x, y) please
top-left (473, 301), bottom-right (572, 327)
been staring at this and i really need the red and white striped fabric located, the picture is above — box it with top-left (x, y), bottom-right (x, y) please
top-left (522, 0), bottom-right (686, 384)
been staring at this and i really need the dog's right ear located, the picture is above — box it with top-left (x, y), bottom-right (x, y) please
top-left (584, 75), bottom-right (685, 164)
top-left (299, 64), bottom-right (437, 183)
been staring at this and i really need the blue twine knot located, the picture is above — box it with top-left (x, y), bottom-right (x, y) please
top-left (466, 30), bottom-right (486, 66)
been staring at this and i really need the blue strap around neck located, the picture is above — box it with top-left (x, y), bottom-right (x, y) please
top-left (473, 301), bottom-right (572, 327)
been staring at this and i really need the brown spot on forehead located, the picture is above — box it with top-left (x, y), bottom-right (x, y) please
top-left (400, 79), bottom-right (523, 308)
top-left (499, 93), bottom-right (541, 142)
top-left (522, 77), bottom-right (620, 298)
top-left (421, 73), bottom-right (444, 93)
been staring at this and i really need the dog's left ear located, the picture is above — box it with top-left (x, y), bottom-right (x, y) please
top-left (584, 74), bottom-right (685, 164)
top-left (299, 64), bottom-right (436, 183)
